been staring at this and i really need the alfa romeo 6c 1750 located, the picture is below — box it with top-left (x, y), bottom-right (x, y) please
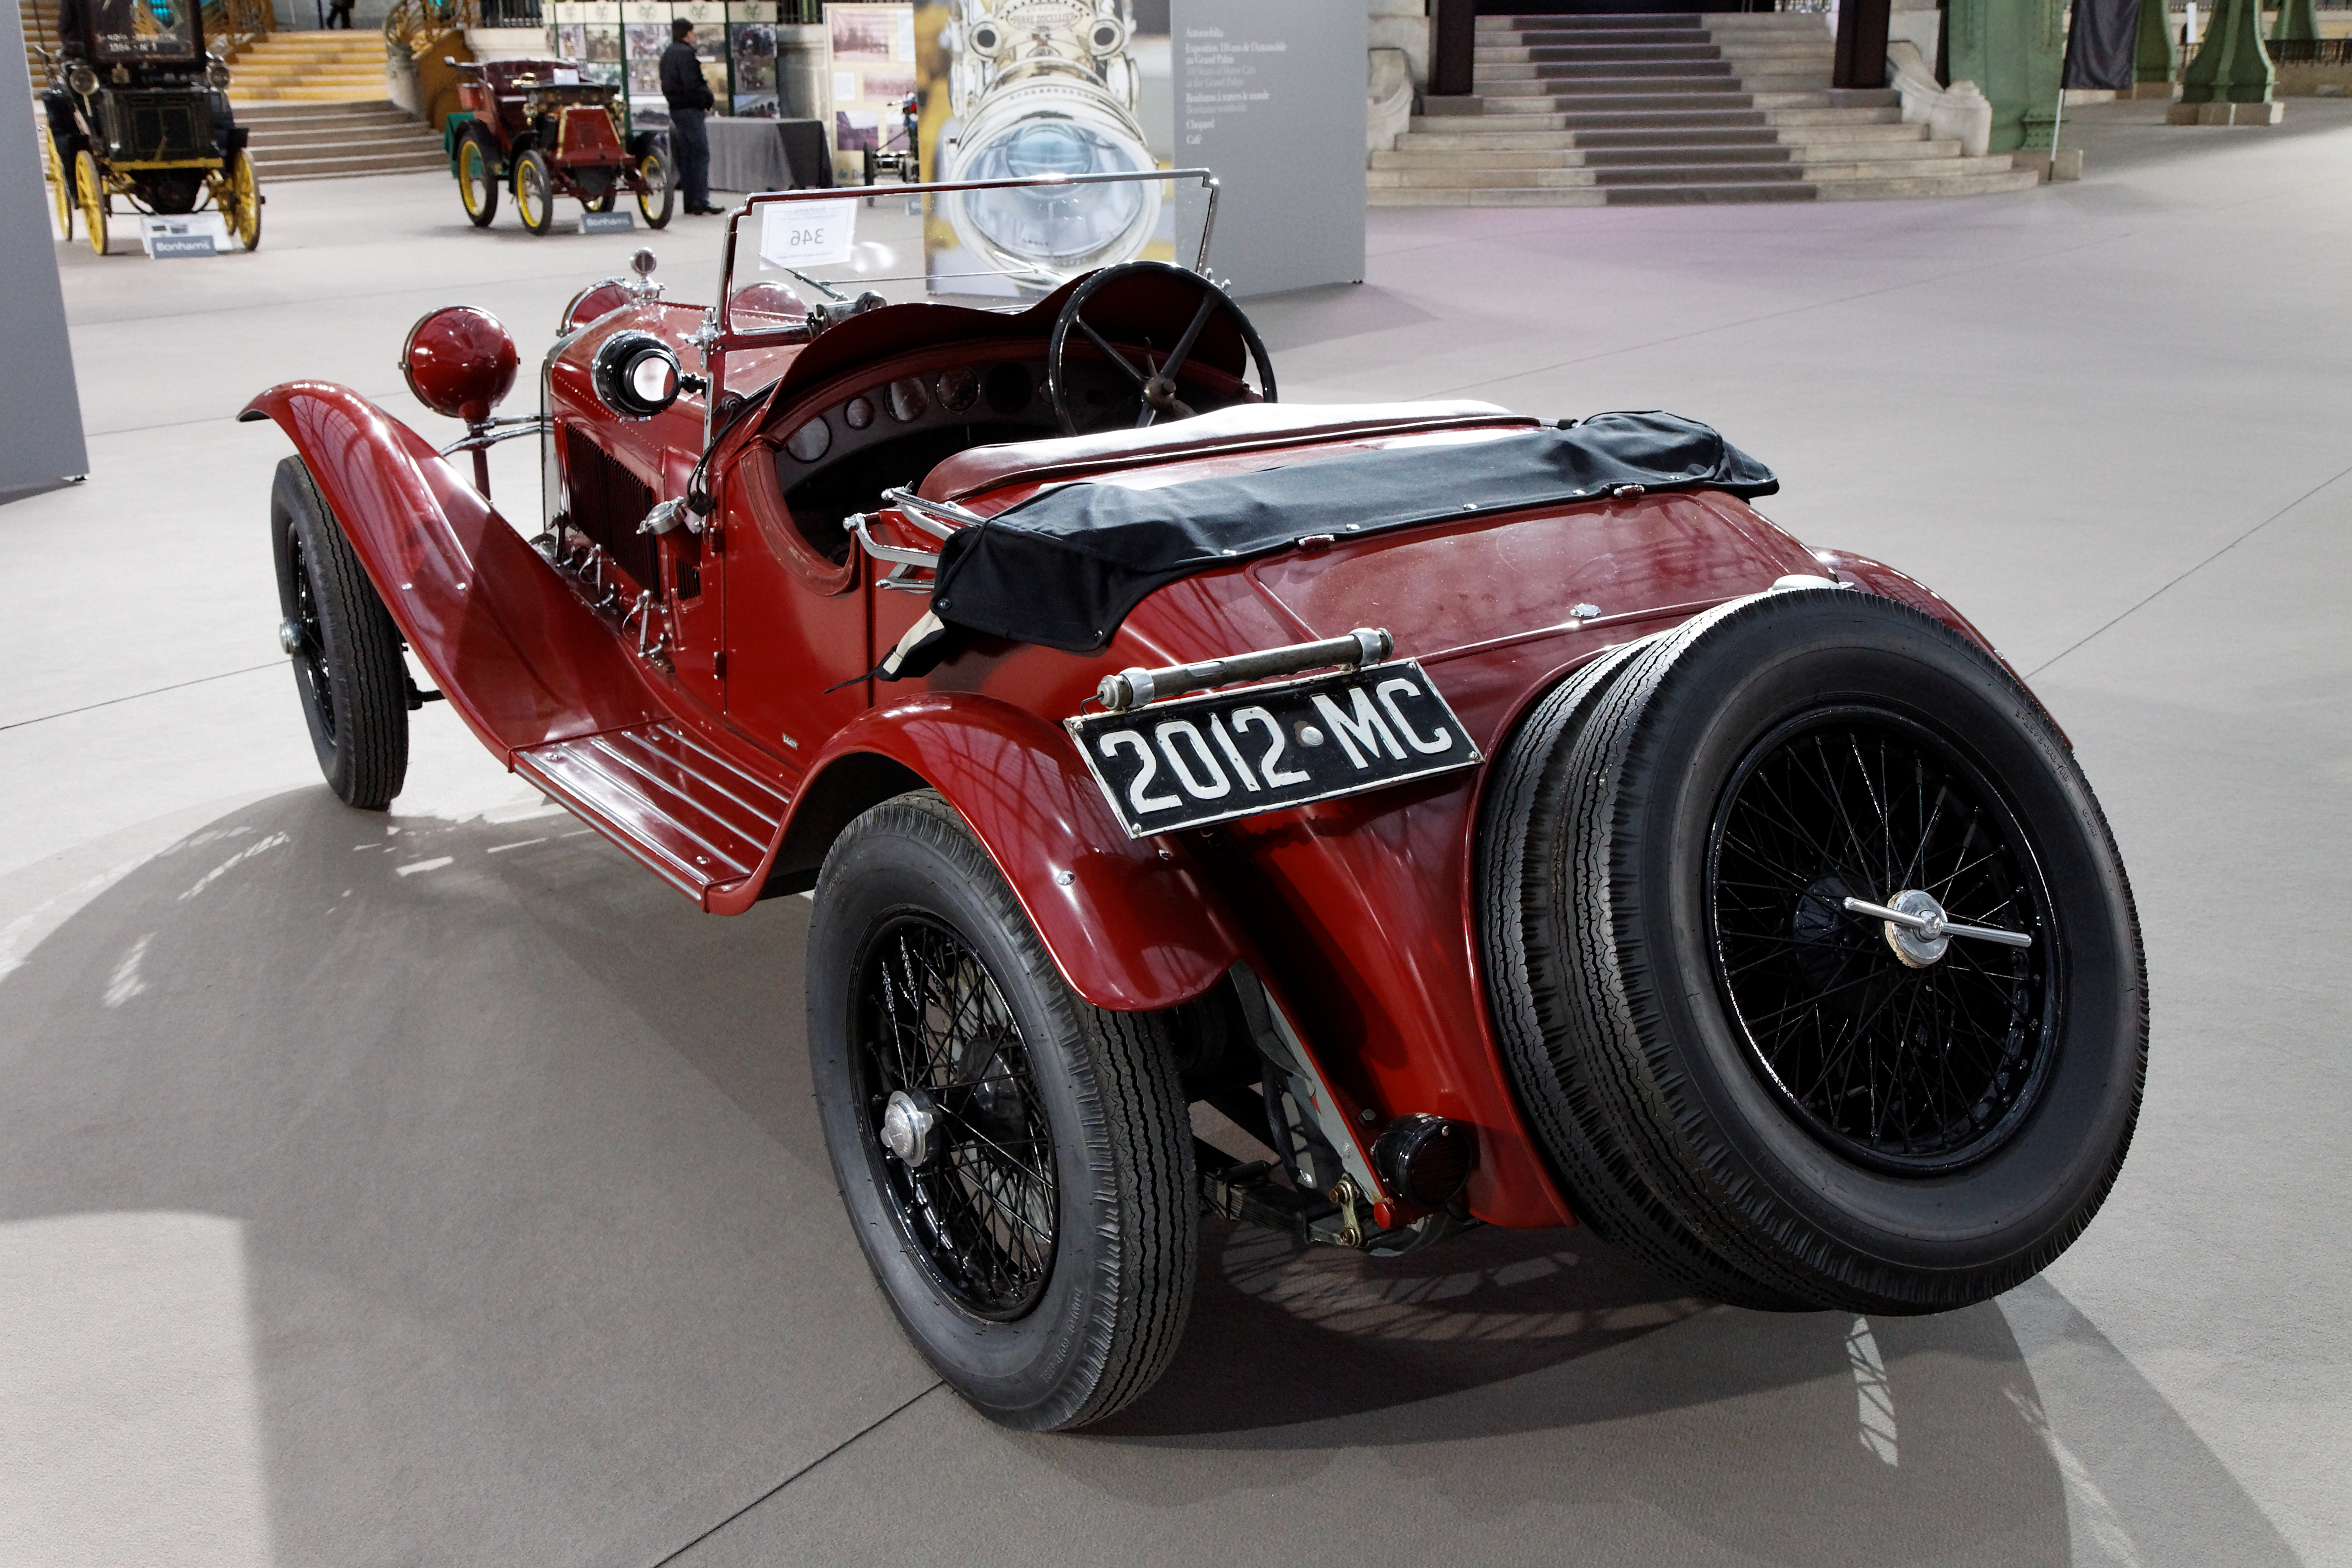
top-left (243, 171), bottom-right (2146, 1431)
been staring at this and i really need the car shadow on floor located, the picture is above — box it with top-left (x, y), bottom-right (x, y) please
top-left (0, 788), bottom-right (2309, 1568)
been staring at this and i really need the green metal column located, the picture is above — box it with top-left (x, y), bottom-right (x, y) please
top-left (2181, 0), bottom-right (2276, 102)
top-left (1944, 0), bottom-right (2065, 153)
top-left (2271, 0), bottom-right (2319, 43)
top-left (2134, 0), bottom-right (2179, 91)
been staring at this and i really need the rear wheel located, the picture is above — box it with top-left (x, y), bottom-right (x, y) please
top-left (1479, 589), bottom-right (2145, 1314)
top-left (220, 149), bottom-right (261, 250)
top-left (72, 149), bottom-right (106, 257)
top-left (808, 792), bottom-right (1195, 1430)
top-left (511, 147), bottom-right (553, 236)
top-left (457, 134), bottom-right (498, 228)
top-left (635, 151), bottom-right (673, 229)
top-left (269, 457), bottom-right (409, 809)
top-left (46, 132), bottom-right (71, 239)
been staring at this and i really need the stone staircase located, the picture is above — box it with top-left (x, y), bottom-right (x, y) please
top-left (1371, 11), bottom-right (2041, 205)
top-left (224, 30), bottom-right (392, 103)
top-left (239, 99), bottom-right (447, 180)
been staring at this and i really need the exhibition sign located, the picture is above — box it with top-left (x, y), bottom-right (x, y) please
top-left (1171, 0), bottom-right (1365, 297)
top-left (760, 195), bottom-right (860, 267)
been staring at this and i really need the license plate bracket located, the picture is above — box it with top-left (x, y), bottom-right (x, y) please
top-left (1066, 660), bottom-right (1481, 838)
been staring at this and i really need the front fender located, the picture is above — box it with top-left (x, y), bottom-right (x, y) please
top-left (241, 381), bottom-right (656, 758)
top-left (745, 692), bottom-right (1248, 1013)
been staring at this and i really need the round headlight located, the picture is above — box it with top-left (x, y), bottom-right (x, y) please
top-left (954, 118), bottom-right (1156, 278)
top-left (208, 59), bottom-right (232, 90)
top-left (590, 331), bottom-right (686, 421)
top-left (67, 62), bottom-right (97, 95)
top-left (399, 305), bottom-right (521, 423)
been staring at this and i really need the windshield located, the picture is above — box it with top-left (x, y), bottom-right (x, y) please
top-left (91, 0), bottom-right (198, 63)
top-left (716, 170), bottom-right (1215, 337)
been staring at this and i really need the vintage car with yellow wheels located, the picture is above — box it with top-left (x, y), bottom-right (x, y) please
top-left (36, 0), bottom-right (261, 256)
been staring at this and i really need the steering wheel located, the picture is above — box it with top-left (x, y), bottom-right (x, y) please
top-left (1045, 261), bottom-right (1277, 438)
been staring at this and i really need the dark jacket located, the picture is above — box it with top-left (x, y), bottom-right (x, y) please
top-left (659, 40), bottom-right (713, 112)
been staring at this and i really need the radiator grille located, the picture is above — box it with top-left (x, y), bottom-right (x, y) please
top-left (563, 426), bottom-right (660, 591)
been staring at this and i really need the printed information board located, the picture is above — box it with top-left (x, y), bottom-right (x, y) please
top-left (1171, 0), bottom-right (1365, 298)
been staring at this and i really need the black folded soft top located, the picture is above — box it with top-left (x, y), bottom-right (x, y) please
top-left (925, 410), bottom-right (1778, 655)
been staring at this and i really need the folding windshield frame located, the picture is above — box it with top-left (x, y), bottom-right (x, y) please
top-left (701, 169), bottom-right (1220, 436)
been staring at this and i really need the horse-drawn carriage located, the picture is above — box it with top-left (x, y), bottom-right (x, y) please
top-left (447, 58), bottom-right (673, 235)
top-left (36, 0), bottom-right (262, 255)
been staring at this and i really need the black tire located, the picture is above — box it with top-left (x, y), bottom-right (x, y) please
top-left (512, 147), bottom-right (553, 236)
top-left (808, 791), bottom-right (1195, 1429)
top-left (1479, 589), bottom-right (2145, 1315)
top-left (457, 132), bottom-right (498, 228)
top-left (269, 457), bottom-right (409, 810)
top-left (635, 151), bottom-right (673, 229)
top-left (1480, 634), bottom-right (1801, 1311)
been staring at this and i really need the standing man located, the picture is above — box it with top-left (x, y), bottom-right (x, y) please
top-left (661, 18), bottom-right (720, 215)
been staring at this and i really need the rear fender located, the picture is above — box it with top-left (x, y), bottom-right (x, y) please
top-left (1813, 547), bottom-right (2067, 744)
top-left (751, 692), bottom-right (1247, 1014)
top-left (240, 381), bottom-right (657, 759)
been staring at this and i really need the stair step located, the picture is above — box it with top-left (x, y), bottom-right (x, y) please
top-left (1591, 161), bottom-right (1807, 186)
top-left (1816, 168), bottom-right (2044, 199)
top-left (1369, 166), bottom-right (1599, 188)
top-left (513, 724), bottom-right (788, 903)
top-left (1803, 152), bottom-right (2020, 179)
top-left (1478, 12), bottom-right (1703, 28)
top-left (1582, 143), bottom-right (1795, 167)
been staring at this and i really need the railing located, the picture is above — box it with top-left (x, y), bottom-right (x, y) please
top-left (202, 0), bottom-right (271, 52)
top-left (2269, 36), bottom-right (2352, 60)
top-left (780, 0), bottom-right (822, 21)
top-left (386, 0), bottom-right (480, 58)
top-left (478, 0), bottom-right (541, 25)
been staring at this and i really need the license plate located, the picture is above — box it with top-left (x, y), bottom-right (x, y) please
top-left (1066, 661), bottom-right (1482, 838)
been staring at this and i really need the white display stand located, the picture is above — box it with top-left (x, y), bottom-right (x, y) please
top-left (1171, 0), bottom-right (1366, 299)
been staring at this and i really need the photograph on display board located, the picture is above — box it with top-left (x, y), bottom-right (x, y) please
top-left (913, 0), bottom-right (1170, 297)
top-left (828, 2), bottom-right (916, 161)
top-left (729, 22), bottom-right (776, 115)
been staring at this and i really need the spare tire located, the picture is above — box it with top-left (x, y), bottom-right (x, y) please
top-left (1479, 588), bottom-right (2145, 1314)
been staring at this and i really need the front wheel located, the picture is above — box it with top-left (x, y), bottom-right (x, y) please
top-left (457, 133), bottom-right (498, 228)
top-left (635, 151), bottom-right (673, 229)
top-left (511, 146), bottom-right (553, 236)
top-left (808, 792), bottom-right (1196, 1430)
top-left (73, 148), bottom-right (107, 257)
top-left (269, 457), bottom-right (409, 809)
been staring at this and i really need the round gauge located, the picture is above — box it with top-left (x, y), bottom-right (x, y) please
top-left (785, 417), bottom-right (832, 462)
top-left (936, 367), bottom-right (980, 412)
top-left (888, 378), bottom-right (929, 423)
top-left (843, 395), bottom-right (876, 431)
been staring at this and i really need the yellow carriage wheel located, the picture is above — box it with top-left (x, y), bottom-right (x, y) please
top-left (221, 149), bottom-right (262, 251)
top-left (457, 135), bottom-right (498, 228)
top-left (512, 147), bottom-right (553, 237)
top-left (45, 133), bottom-right (72, 240)
top-left (636, 151), bottom-right (673, 230)
top-left (72, 149), bottom-right (108, 257)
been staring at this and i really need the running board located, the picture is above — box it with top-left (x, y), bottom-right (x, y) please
top-left (513, 723), bottom-right (789, 905)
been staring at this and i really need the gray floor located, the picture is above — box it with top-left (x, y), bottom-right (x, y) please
top-left (2, 98), bottom-right (2347, 1567)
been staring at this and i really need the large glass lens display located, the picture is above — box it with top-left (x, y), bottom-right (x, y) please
top-left (958, 121), bottom-right (1147, 265)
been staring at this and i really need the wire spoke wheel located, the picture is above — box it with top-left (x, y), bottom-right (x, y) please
top-left (855, 914), bottom-right (1057, 1319)
top-left (287, 531), bottom-right (338, 743)
top-left (1708, 709), bottom-right (2056, 1174)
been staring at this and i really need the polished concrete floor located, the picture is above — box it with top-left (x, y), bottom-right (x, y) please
top-left (3, 99), bottom-right (2349, 1567)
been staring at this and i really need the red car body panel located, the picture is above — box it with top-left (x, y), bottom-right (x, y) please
top-left (248, 288), bottom-right (2018, 1232)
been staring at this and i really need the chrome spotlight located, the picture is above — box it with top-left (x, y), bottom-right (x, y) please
top-left (938, 0), bottom-right (1160, 290)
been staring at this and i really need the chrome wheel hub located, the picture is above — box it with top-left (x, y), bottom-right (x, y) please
top-left (879, 1087), bottom-right (938, 1167)
top-left (278, 618), bottom-right (307, 656)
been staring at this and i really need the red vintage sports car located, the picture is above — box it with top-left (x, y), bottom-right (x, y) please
top-left (243, 171), bottom-right (2145, 1431)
